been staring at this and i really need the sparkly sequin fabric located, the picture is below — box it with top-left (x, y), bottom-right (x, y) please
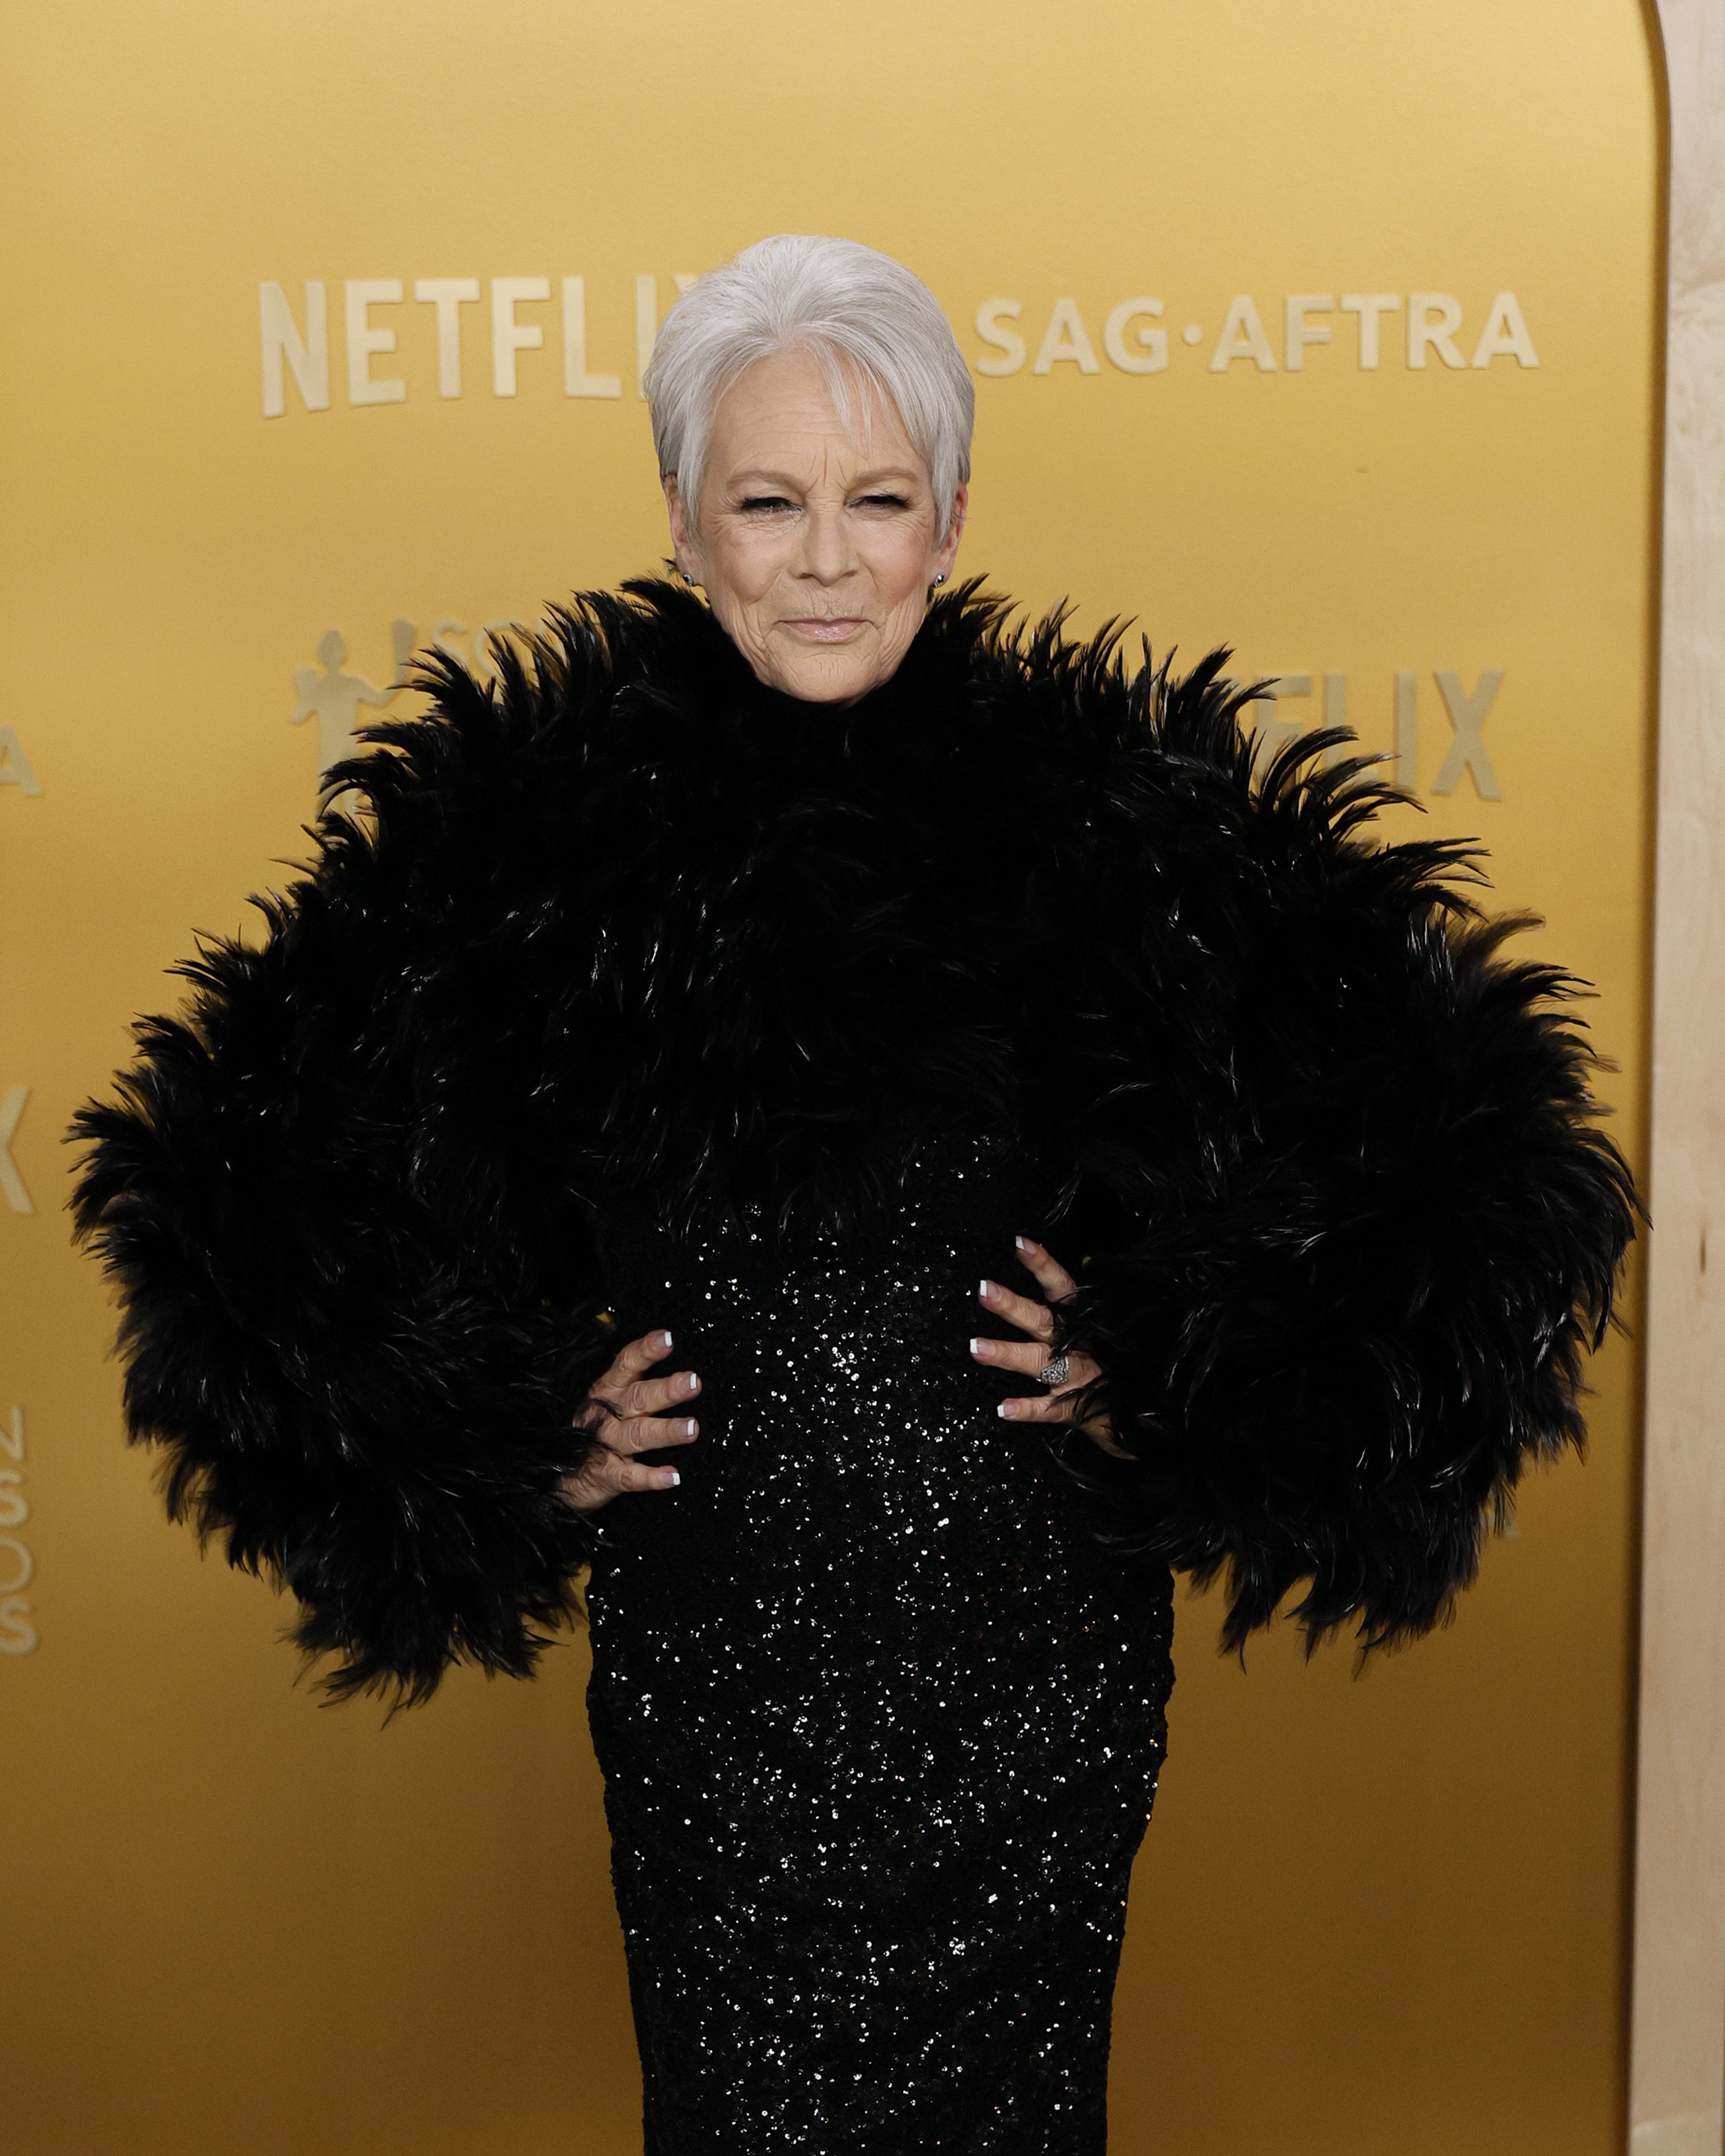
top-left (586, 1136), bottom-right (1176, 2153)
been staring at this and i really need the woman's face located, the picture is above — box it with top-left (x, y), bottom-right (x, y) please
top-left (665, 345), bottom-right (967, 706)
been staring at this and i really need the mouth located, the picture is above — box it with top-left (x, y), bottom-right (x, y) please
top-left (779, 617), bottom-right (872, 644)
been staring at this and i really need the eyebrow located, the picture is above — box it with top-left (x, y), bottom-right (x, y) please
top-left (725, 467), bottom-right (924, 492)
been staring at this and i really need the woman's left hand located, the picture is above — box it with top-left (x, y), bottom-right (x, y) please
top-left (970, 1236), bottom-right (1125, 1452)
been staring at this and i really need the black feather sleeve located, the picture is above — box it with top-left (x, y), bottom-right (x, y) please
top-left (1044, 650), bottom-right (1638, 1652)
top-left (69, 644), bottom-right (618, 1704)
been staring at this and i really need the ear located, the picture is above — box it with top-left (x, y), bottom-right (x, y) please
top-left (663, 476), bottom-right (703, 583)
top-left (932, 482), bottom-right (969, 578)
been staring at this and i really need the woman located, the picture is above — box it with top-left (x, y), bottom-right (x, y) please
top-left (72, 235), bottom-right (1636, 2152)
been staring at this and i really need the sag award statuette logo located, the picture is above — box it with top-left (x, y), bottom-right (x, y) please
top-left (288, 618), bottom-right (520, 791)
top-left (291, 620), bottom-right (417, 783)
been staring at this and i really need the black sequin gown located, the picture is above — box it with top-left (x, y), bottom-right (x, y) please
top-left (586, 1134), bottom-right (1176, 2154)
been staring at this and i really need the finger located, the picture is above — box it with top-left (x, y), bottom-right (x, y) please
top-left (1004, 1393), bottom-right (1110, 1427)
top-left (990, 1348), bottom-right (1104, 1421)
top-left (595, 1413), bottom-right (701, 1456)
top-left (969, 1335), bottom-right (1070, 1377)
top-left (585, 1328), bottom-right (675, 1406)
top-left (617, 1367), bottom-right (701, 1418)
top-left (1014, 1235), bottom-right (1079, 1304)
top-left (562, 1450), bottom-right (683, 1508)
top-left (995, 1389), bottom-right (1078, 1424)
top-left (977, 1277), bottom-right (1055, 1342)
top-left (607, 1456), bottom-right (684, 1494)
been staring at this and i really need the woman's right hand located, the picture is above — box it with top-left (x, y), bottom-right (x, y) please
top-left (560, 1328), bottom-right (701, 1513)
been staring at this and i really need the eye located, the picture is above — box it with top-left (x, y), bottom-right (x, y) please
top-left (856, 492), bottom-right (911, 511)
top-left (738, 494), bottom-right (797, 514)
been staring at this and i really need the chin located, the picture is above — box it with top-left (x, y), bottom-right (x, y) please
top-left (770, 651), bottom-right (884, 706)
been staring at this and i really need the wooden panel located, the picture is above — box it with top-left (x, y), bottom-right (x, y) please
top-left (1632, 8), bottom-right (1725, 2152)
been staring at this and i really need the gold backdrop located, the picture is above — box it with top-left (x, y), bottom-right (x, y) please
top-left (0, 4), bottom-right (1659, 2151)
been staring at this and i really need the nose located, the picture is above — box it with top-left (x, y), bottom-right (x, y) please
top-left (794, 500), bottom-right (855, 588)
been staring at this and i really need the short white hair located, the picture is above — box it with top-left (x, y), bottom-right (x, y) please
top-left (643, 234), bottom-right (975, 545)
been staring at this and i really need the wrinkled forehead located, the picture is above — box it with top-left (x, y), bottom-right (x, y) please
top-left (705, 345), bottom-right (924, 485)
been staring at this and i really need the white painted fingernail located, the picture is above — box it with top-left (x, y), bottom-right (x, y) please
top-left (665, 1470), bottom-right (681, 1486)
top-left (997, 1402), bottom-right (1012, 1419)
top-left (979, 1279), bottom-right (993, 1299)
top-left (1015, 1236), bottom-right (1032, 1251)
top-left (654, 1330), bottom-right (673, 1350)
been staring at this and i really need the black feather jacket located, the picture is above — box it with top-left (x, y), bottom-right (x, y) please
top-left (71, 580), bottom-right (1637, 1700)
